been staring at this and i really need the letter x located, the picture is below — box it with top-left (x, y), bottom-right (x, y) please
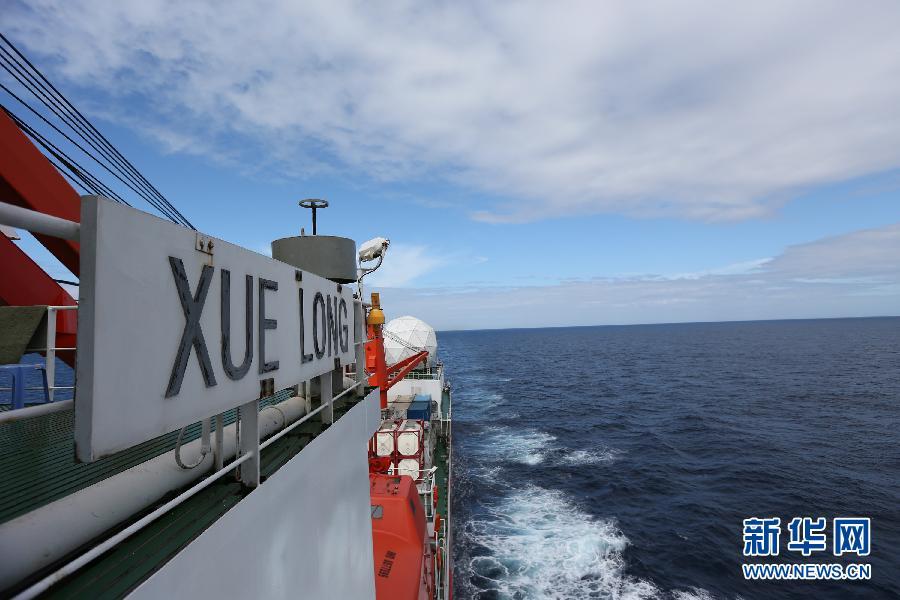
top-left (166, 257), bottom-right (217, 397)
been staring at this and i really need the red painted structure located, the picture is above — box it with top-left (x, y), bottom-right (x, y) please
top-left (365, 297), bottom-right (438, 597)
top-left (365, 292), bottom-right (428, 408)
top-left (0, 237), bottom-right (77, 365)
top-left (0, 110), bottom-right (81, 274)
top-left (384, 350), bottom-right (429, 389)
top-left (369, 474), bottom-right (434, 600)
top-left (365, 321), bottom-right (389, 409)
top-left (0, 110), bottom-right (79, 366)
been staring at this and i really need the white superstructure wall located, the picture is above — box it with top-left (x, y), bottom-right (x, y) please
top-left (130, 391), bottom-right (382, 600)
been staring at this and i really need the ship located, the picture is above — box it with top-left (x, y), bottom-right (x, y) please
top-left (0, 36), bottom-right (452, 600)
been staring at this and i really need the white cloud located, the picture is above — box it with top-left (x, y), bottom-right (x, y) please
top-left (765, 224), bottom-right (900, 280)
top-left (663, 258), bottom-right (771, 281)
top-left (376, 223), bottom-right (900, 329)
top-left (366, 243), bottom-right (443, 288)
top-left (6, 1), bottom-right (900, 222)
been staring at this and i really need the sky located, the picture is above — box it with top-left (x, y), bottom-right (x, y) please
top-left (3, 1), bottom-right (900, 330)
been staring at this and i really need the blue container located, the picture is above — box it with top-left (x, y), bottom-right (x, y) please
top-left (406, 399), bottom-right (431, 421)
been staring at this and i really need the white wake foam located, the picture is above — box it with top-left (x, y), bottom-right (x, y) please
top-left (466, 485), bottom-right (659, 599)
top-left (463, 431), bottom-right (722, 599)
top-left (558, 448), bottom-right (622, 466)
top-left (475, 426), bottom-right (622, 468)
top-left (479, 426), bottom-right (556, 465)
top-left (673, 588), bottom-right (726, 600)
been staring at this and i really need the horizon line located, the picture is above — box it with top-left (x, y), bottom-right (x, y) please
top-left (436, 314), bottom-right (900, 334)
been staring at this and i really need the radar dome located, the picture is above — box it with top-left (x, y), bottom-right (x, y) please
top-left (383, 316), bottom-right (437, 367)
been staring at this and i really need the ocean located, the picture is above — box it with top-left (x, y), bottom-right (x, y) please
top-left (3, 317), bottom-right (896, 598)
top-left (440, 317), bottom-right (900, 599)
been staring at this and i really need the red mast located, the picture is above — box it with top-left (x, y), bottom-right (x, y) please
top-left (0, 110), bottom-right (79, 365)
top-left (366, 292), bottom-right (428, 409)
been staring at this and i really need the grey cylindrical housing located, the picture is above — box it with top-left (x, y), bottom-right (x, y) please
top-left (271, 235), bottom-right (357, 283)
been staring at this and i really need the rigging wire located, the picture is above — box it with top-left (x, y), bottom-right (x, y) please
top-left (0, 48), bottom-right (184, 224)
top-left (0, 33), bottom-right (195, 229)
top-left (3, 106), bottom-right (132, 205)
top-left (0, 57), bottom-right (181, 222)
top-left (0, 36), bottom-right (192, 227)
top-left (0, 84), bottom-right (156, 205)
top-left (0, 50), bottom-right (185, 224)
top-left (384, 329), bottom-right (426, 353)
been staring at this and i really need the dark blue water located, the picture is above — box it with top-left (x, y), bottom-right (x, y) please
top-left (441, 318), bottom-right (900, 599)
top-left (0, 355), bottom-right (74, 405)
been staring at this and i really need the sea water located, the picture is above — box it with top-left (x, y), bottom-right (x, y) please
top-left (5, 317), bottom-right (896, 598)
top-left (441, 317), bottom-right (899, 599)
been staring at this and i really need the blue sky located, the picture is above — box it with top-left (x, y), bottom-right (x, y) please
top-left (5, 1), bottom-right (900, 329)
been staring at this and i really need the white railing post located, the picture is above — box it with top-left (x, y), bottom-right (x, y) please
top-left (319, 371), bottom-right (333, 424)
top-left (45, 307), bottom-right (57, 402)
top-left (237, 399), bottom-right (260, 488)
top-left (214, 413), bottom-right (225, 471)
top-left (354, 299), bottom-right (366, 398)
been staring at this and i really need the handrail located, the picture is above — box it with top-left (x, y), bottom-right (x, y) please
top-left (0, 399), bottom-right (73, 425)
top-left (43, 305), bottom-right (76, 403)
top-left (11, 379), bottom-right (366, 598)
top-left (13, 451), bottom-right (254, 600)
top-left (403, 371), bottom-right (440, 380)
top-left (2, 305), bottom-right (77, 420)
top-left (259, 381), bottom-right (362, 451)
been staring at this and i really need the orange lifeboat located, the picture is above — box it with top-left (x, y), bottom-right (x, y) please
top-left (370, 474), bottom-right (435, 600)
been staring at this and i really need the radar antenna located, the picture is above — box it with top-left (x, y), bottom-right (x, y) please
top-left (299, 198), bottom-right (328, 235)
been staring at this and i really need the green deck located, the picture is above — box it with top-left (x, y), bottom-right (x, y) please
top-left (1, 389), bottom-right (369, 598)
top-left (432, 388), bottom-right (451, 529)
top-left (2, 383), bottom-right (451, 598)
top-left (0, 390), bottom-right (293, 525)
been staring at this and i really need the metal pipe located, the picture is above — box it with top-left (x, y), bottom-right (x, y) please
top-left (0, 400), bottom-right (73, 425)
top-left (258, 381), bottom-right (362, 452)
top-left (259, 402), bottom-right (327, 451)
top-left (0, 394), bottom-right (309, 591)
top-left (0, 202), bottom-right (80, 241)
top-left (13, 451), bottom-right (255, 600)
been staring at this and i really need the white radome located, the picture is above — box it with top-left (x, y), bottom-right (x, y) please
top-left (383, 316), bottom-right (437, 366)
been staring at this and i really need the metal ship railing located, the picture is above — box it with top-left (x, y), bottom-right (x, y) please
top-left (404, 370), bottom-right (442, 380)
top-left (414, 466), bottom-right (451, 600)
top-left (1, 304), bottom-right (77, 423)
top-left (0, 201), bottom-right (375, 598)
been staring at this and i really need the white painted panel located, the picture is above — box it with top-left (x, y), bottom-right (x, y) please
top-left (131, 390), bottom-right (379, 600)
top-left (76, 197), bottom-right (357, 460)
